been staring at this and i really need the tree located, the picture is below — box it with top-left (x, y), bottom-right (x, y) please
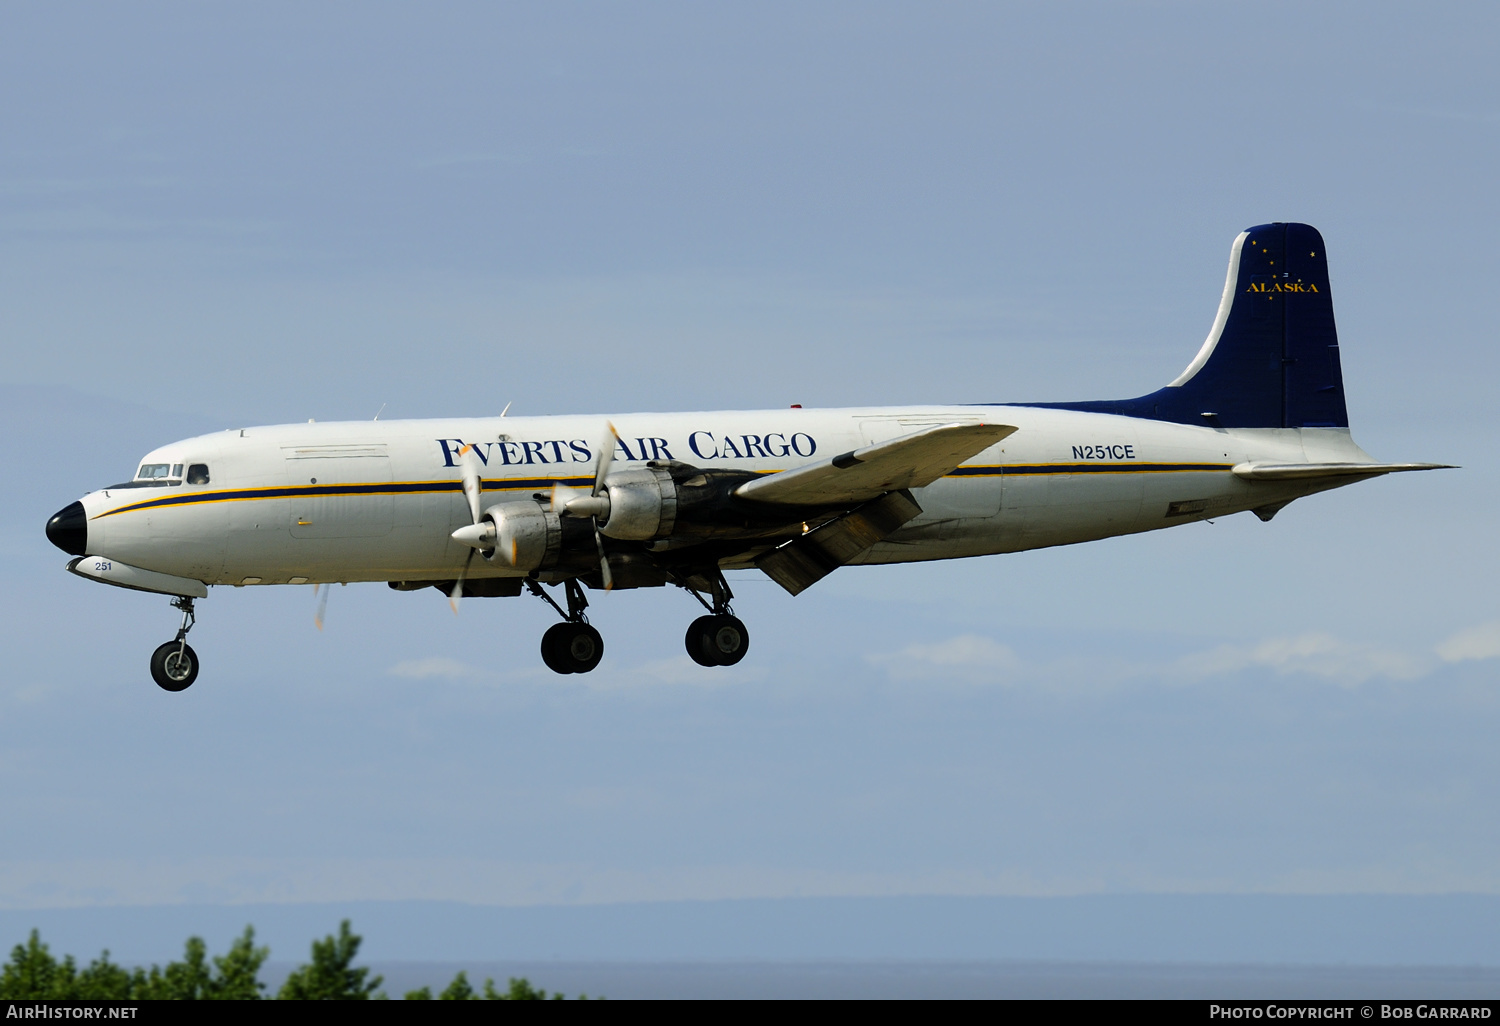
top-left (73, 950), bottom-right (139, 1000)
top-left (277, 920), bottom-right (383, 1000)
top-left (134, 936), bottom-right (211, 1000)
top-left (439, 970), bottom-right (476, 1000)
top-left (1, 933), bottom-right (145, 1000)
top-left (126, 928), bottom-right (267, 1000)
top-left (210, 927), bottom-right (269, 1000)
top-left (483, 976), bottom-right (564, 1000)
top-left (0, 931), bottom-right (73, 999)
top-left (406, 973), bottom-right (570, 1000)
top-left (3, 924), bottom-right (583, 1000)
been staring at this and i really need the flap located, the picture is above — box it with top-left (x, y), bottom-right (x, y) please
top-left (735, 422), bottom-right (1017, 507)
top-left (757, 490), bottom-right (923, 595)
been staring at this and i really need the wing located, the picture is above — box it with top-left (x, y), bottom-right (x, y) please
top-left (734, 422), bottom-right (1019, 507)
top-left (1232, 461), bottom-right (1455, 480)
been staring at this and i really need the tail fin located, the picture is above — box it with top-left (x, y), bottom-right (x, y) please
top-left (1021, 222), bottom-right (1349, 428)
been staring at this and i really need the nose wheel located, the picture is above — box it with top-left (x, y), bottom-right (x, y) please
top-left (150, 596), bottom-right (200, 692)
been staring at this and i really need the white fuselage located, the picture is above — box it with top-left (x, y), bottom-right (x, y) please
top-left (77, 405), bottom-right (1372, 588)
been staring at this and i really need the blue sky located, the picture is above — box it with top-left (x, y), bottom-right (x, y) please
top-left (2, 2), bottom-right (1498, 947)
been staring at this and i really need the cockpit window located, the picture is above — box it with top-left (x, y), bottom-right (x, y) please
top-left (137, 464), bottom-right (173, 480)
top-left (187, 464), bottom-right (210, 485)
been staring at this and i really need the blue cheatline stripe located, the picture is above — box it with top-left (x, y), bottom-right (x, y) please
top-left (93, 463), bottom-right (1233, 519)
top-left (949, 462), bottom-right (1232, 477)
top-left (93, 477), bottom-right (598, 519)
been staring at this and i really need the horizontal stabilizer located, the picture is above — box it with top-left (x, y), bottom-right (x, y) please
top-left (1232, 461), bottom-right (1455, 481)
top-left (735, 422), bottom-right (1017, 507)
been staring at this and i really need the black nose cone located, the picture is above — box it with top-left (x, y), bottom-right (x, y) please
top-left (46, 501), bottom-right (87, 556)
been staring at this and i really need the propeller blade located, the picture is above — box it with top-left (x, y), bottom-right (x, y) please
top-left (458, 444), bottom-right (483, 524)
top-left (314, 582), bottom-right (330, 631)
top-left (593, 422), bottom-right (620, 497)
top-left (450, 549), bottom-right (475, 613)
top-left (593, 523), bottom-right (613, 592)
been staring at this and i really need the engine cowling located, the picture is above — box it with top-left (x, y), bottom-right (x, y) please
top-left (598, 467), bottom-right (677, 540)
top-left (480, 499), bottom-right (561, 571)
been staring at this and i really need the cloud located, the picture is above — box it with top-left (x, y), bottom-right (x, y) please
top-left (387, 657), bottom-right (474, 680)
top-left (871, 631), bottom-right (1441, 689)
top-left (1174, 632), bottom-right (1429, 685)
top-left (587, 656), bottom-right (768, 689)
top-left (869, 634), bottom-right (1019, 682)
top-left (0, 856), bottom-right (1108, 910)
top-left (1436, 621), bottom-right (1500, 663)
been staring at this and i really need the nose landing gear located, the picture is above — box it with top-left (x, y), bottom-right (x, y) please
top-left (150, 596), bottom-right (200, 692)
top-left (528, 579), bottom-right (604, 675)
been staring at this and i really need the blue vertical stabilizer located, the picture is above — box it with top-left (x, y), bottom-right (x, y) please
top-left (1016, 222), bottom-right (1349, 428)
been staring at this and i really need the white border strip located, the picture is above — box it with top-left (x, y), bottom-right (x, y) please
top-left (1167, 230), bottom-right (1250, 388)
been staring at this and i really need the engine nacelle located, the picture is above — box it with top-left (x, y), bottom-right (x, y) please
top-left (481, 499), bottom-right (562, 571)
top-left (599, 467), bottom-right (677, 540)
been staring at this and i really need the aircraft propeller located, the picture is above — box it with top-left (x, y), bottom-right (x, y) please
top-left (314, 581), bottom-right (330, 630)
top-left (447, 425), bottom-right (620, 601)
top-left (446, 443), bottom-right (493, 612)
top-left (551, 422), bottom-right (619, 591)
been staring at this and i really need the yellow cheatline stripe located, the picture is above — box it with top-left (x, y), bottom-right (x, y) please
top-left (92, 478), bottom-right (596, 519)
top-left (946, 462), bottom-right (1234, 477)
top-left (92, 463), bottom-right (1234, 519)
top-left (94, 483), bottom-right (428, 519)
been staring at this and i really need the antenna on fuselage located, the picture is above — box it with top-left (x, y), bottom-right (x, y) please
top-left (500, 401), bottom-right (512, 417)
top-left (373, 403), bottom-right (386, 421)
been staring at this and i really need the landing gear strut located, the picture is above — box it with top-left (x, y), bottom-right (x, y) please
top-left (150, 596), bottom-right (200, 692)
top-left (527, 579), bottom-right (604, 675)
top-left (680, 570), bottom-right (750, 667)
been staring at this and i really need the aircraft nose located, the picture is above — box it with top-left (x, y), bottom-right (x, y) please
top-left (46, 501), bottom-right (88, 556)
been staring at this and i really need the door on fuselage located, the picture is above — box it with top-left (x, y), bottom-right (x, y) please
top-left (283, 444), bottom-right (395, 541)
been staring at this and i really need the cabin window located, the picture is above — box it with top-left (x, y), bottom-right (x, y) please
top-left (187, 464), bottom-right (210, 485)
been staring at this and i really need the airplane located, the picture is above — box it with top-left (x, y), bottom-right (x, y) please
top-left (45, 222), bottom-right (1449, 691)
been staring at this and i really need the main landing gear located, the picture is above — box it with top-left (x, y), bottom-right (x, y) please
top-left (525, 569), bottom-right (750, 675)
top-left (150, 596), bottom-right (200, 692)
top-left (680, 570), bottom-right (750, 668)
top-left (527, 579), bottom-right (604, 675)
